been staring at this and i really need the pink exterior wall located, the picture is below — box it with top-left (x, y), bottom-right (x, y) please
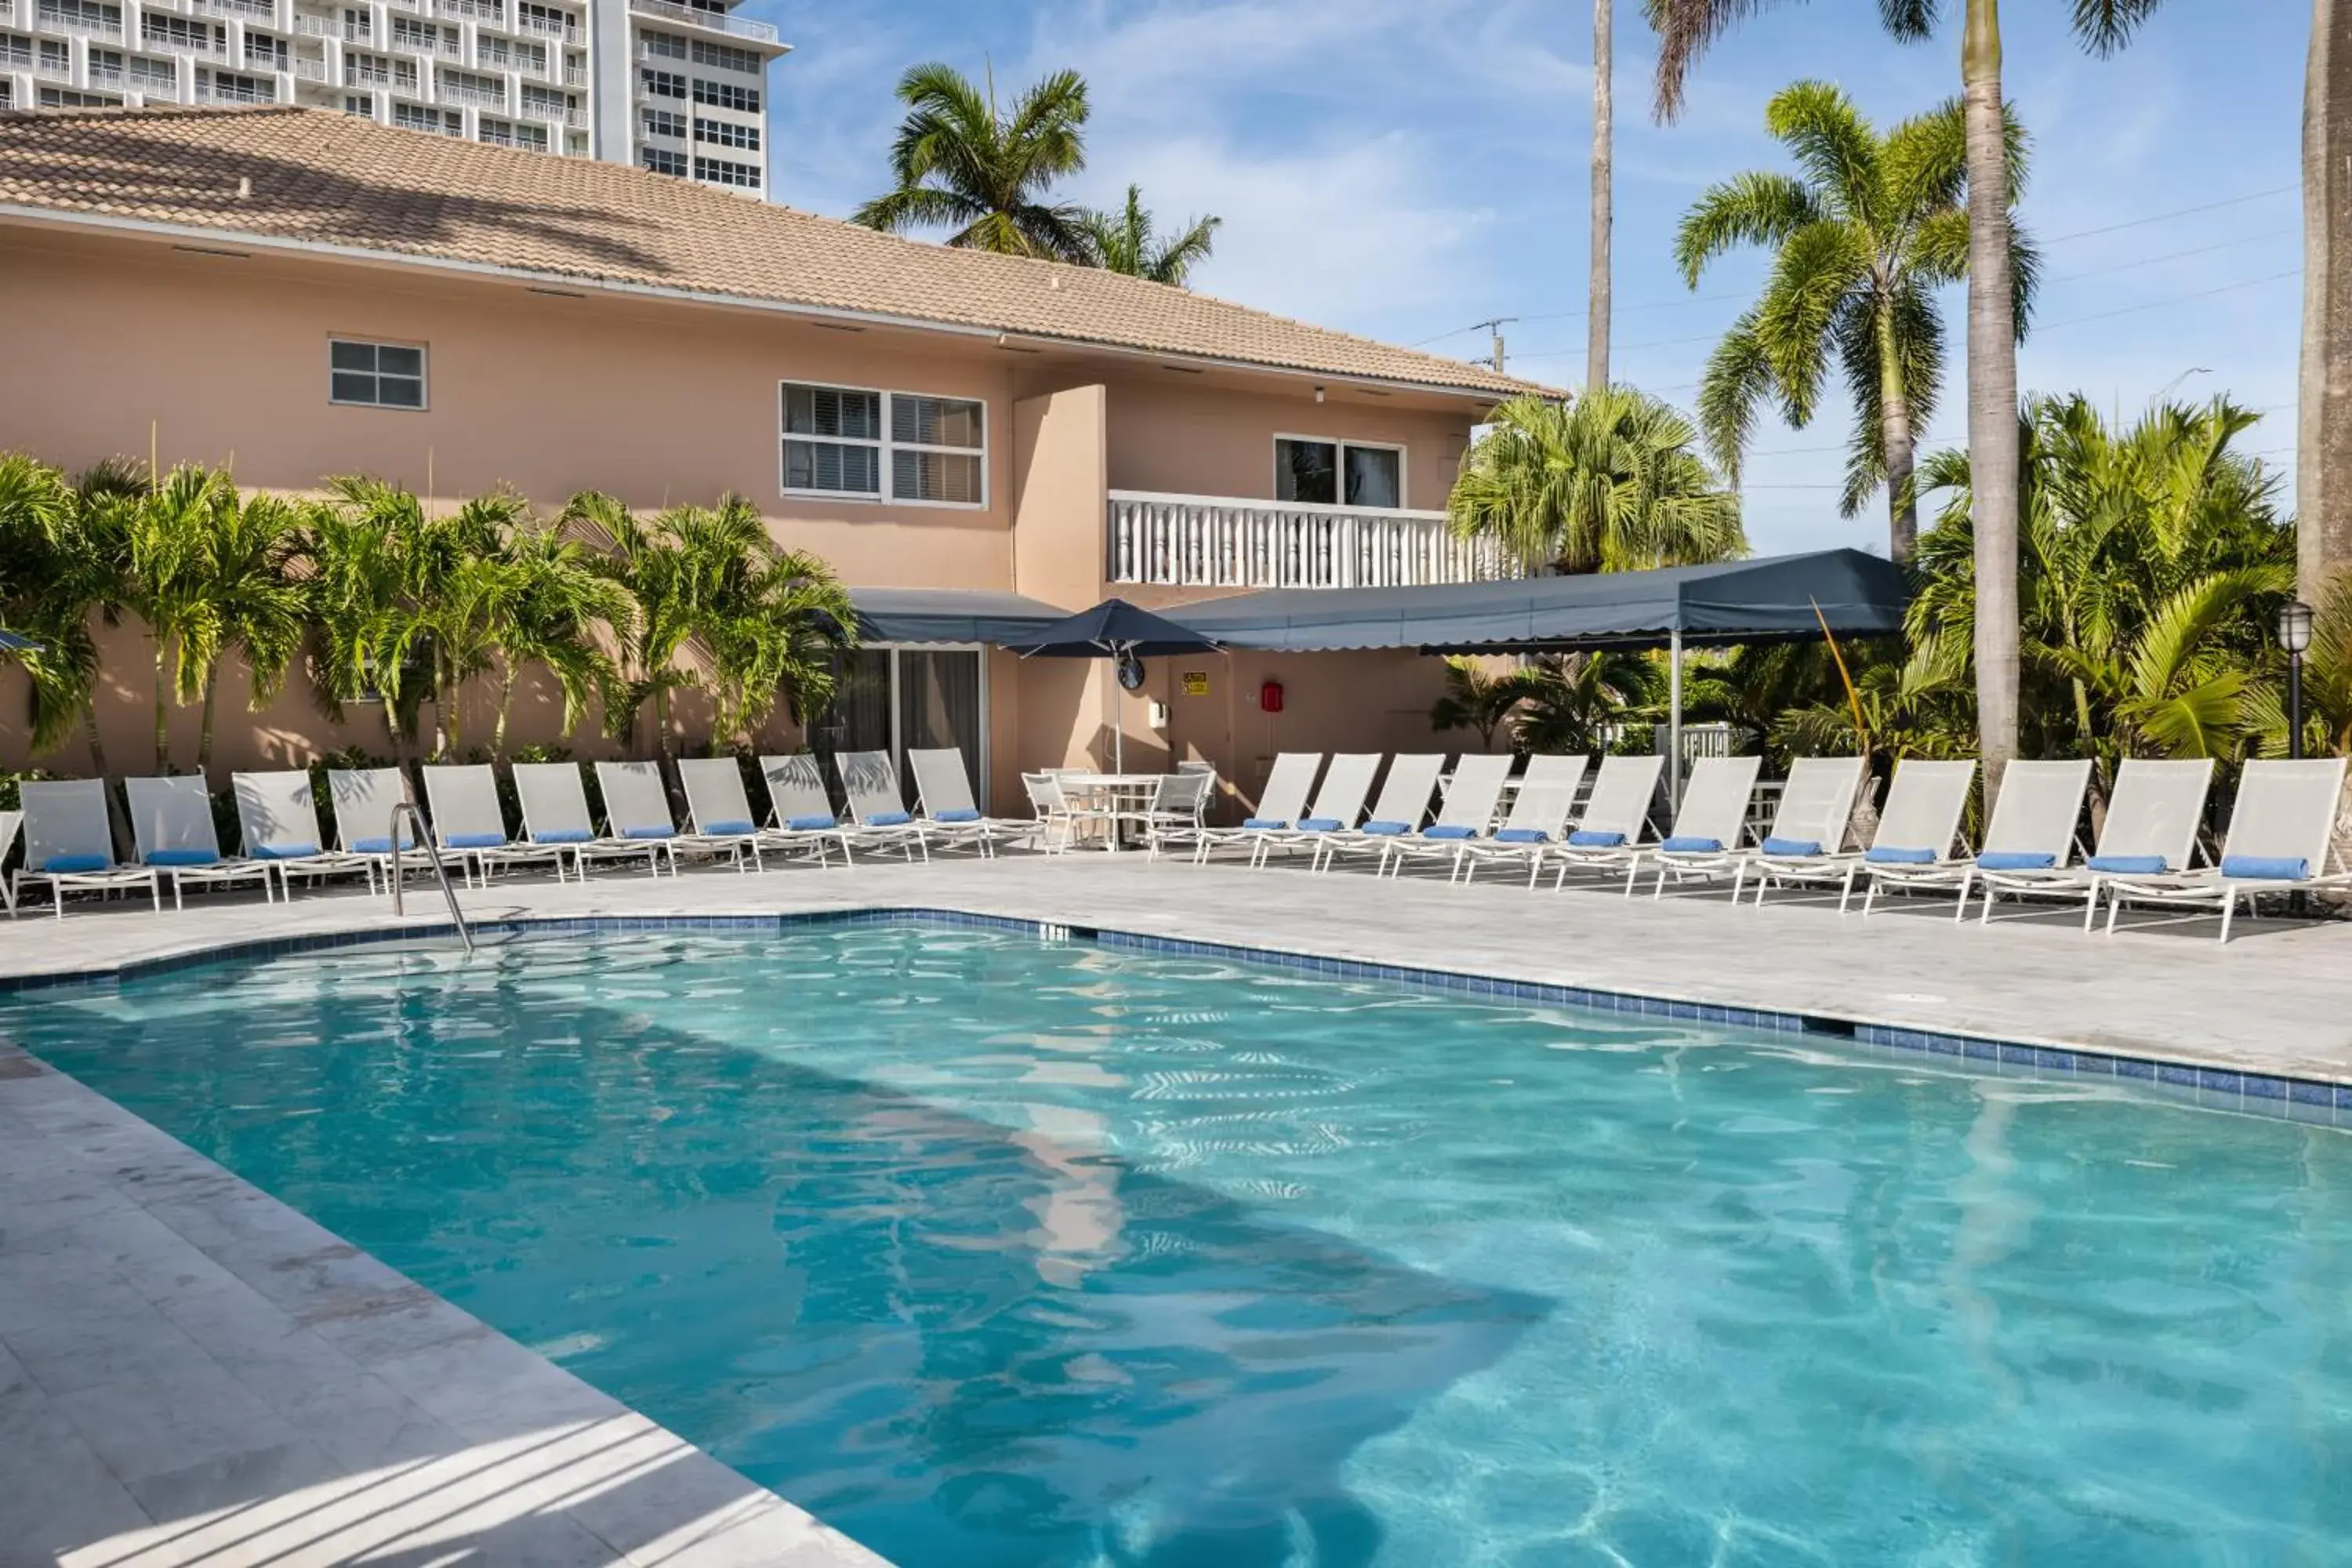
top-left (0, 220), bottom-right (1497, 798)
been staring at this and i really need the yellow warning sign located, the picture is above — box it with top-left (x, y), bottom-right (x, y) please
top-left (1180, 671), bottom-right (1210, 697)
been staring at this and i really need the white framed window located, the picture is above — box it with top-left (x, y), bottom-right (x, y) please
top-left (640, 65), bottom-right (683, 97)
top-left (690, 76), bottom-right (753, 112)
top-left (641, 27), bottom-right (685, 58)
top-left (1273, 434), bottom-right (1405, 510)
top-left (780, 383), bottom-right (986, 508)
top-left (329, 338), bottom-right (426, 408)
top-left (694, 116), bottom-right (755, 150)
top-left (641, 106), bottom-right (684, 138)
top-left (640, 145), bottom-right (687, 176)
top-left (689, 37), bottom-right (758, 73)
top-left (693, 155), bottom-right (759, 189)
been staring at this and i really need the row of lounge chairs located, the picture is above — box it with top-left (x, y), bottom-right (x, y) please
top-left (2, 748), bottom-right (1029, 917)
top-left (1167, 748), bottom-right (2352, 941)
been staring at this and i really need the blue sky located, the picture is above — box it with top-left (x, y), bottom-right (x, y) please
top-left (741, 0), bottom-right (2308, 557)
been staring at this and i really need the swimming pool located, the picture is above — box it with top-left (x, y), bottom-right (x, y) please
top-left (6, 920), bottom-right (2348, 1566)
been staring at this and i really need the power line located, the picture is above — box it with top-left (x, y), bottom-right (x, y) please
top-left (2044, 228), bottom-right (2298, 285)
top-left (2031, 270), bottom-right (2299, 332)
top-left (2040, 185), bottom-right (2296, 245)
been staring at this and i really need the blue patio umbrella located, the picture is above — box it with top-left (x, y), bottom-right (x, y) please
top-left (1005, 598), bottom-right (1222, 772)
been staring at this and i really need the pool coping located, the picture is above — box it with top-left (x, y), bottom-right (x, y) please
top-left (7, 904), bottom-right (2348, 1124)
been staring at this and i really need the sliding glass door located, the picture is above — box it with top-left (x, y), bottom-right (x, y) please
top-left (808, 645), bottom-right (988, 809)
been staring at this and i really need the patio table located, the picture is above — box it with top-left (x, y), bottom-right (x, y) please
top-left (1055, 772), bottom-right (1169, 851)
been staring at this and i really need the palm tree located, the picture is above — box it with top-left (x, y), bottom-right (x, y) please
top-left (188, 488), bottom-right (311, 775)
top-left (1428, 656), bottom-right (1537, 750)
top-left (2299, 0), bottom-right (2351, 601)
top-left (1677, 81), bottom-right (2036, 561)
top-left (411, 490), bottom-right (530, 757)
top-left (1080, 185), bottom-right (1220, 286)
top-left (122, 463), bottom-right (234, 773)
top-left (2250, 570), bottom-right (2352, 757)
top-left (1645, 0), bottom-right (2171, 797)
top-left (1512, 652), bottom-right (1664, 756)
top-left (489, 523), bottom-right (629, 758)
top-left (305, 476), bottom-right (437, 763)
top-left (1447, 388), bottom-right (1746, 574)
top-left (853, 63), bottom-right (1091, 260)
top-left (1589, 0), bottom-right (1613, 394)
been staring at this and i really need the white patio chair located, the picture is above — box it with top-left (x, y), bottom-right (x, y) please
top-left (2102, 757), bottom-right (2352, 942)
top-left (1310, 754), bottom-right (1446, 873)
top-left (1616, 755), bottom-right (1765, 896)
top-left (233, 770), bottom-right (378, 896)
top-left (513, 761), bottom-right (670, 878)
top-left (1022, 771), bottom-right (1087, 855)
top-left (1457, 753), bottom-right (1589, 887)
top-left (1135, 771), bottom-right (1218, 860)
top-left (2039, 759), bottom-right (2219, 927)
top-left (1837, 760), bottom-right (1980, 914)
top-left (14, 779), bottom-right (158, 918)
top-left (594, 760), bottom-right (751, 873)
top-left (1247, 753), bottom-right (1380, 869)
top-left (757, 753), bottom-right (864, 866)
top-left (834, 750), bottom-right (931, 861)
top-left (1381, 753), bottom-right (1516, 883)
top-left (326, 767), bottom-right (425, 888)
top-left (673, 757), bottom-right (771, 873)
top-left (1544, 753), bottom-right (1668, 886)
top-left (907, 747), bottom-right (1022, 856)
top-left (1190, 752), bottom-right (1323, 863)
top-left (122, 775), bottom-right (275, 909)
top-left (421, 764), bottom-right (570, 885)
top-left (1940, 758), bottom-right (2100, 923)
top-left (0, 808), bottom-right (19, 916)
top-left (1702, 755), bottom-right (1868, 902)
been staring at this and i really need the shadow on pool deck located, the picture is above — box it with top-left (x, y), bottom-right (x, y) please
top-left (9, 960), bottom-right (1555, 1568)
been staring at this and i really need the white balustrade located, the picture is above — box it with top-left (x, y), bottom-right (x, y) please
top-left (625, 0), bottom-right (771, 43)
top-left (1104, 491), bottom-right (1515, 590)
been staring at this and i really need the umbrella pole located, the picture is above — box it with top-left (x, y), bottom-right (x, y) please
top-left (1668, 627), bottom-right (1684, 805)
top-left (1113, 677), bottom-right (1125, 774)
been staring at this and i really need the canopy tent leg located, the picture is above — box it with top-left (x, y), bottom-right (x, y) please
top-left (1668, 627), bottom-right (1683, 804)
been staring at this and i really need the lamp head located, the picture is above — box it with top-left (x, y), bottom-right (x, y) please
top-left (2278, 599), bottom-right (2315, 656)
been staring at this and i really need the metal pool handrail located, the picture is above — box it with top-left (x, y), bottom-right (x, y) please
top-left (387, 801), bottom-right (474, 954)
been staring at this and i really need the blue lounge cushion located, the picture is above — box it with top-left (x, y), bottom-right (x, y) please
top-left (249, 841), bottom-right (319, 860)
top-left (1865, 845), bottom-right (1939, 865)
top-left (445, 832), bottom-right (507, 849)
top-left (1298, 817), bottom-right (1345, 832)
top-left (2088, 853), bottom-right (2167, 875)
top-left (1360, 820), bottom-right (1411, 836)
top-left (42, 853), bottom-right (110, 873)
top-left (2221, 854), bottom-right (2309, 881)
top-left (1761, 837), bottom-right (1820, 858)
top-left (621, 826), bottom-right (673, 840)
top-left (1494, 827), bottom-right (1549, 844)
top-left (702, 820), bottom-right (755, 837)
top-left (866, 811), bottom-right (913, 828)
top-left (1241, 817), bottom-right (1289, 829)
top-left (1976, 850), bottom-right (2056, 872)
top-left (1421, 824), bottom-right (1475, 840)
top-left (1567, 829), bottom-right (1624, 848)
top-left (144, 848), bottom-right (219, 867)
top-left (786, 814), bottom-right (838, 832)
top-left (350, 836), bottom-right (403, 854)
top-left (1662, 835), bottom-right (1722, 853)
top-left (935, 808), bottom-right (982, 823)
top-left (535, 829), bottom-right (591, 844)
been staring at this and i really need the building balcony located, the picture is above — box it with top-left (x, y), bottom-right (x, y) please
top-left (291, 52), bottom-right (324, 77)
top-left (41, 13), bottom-right (122, 39)
top-left (626, 0), bottom-right (773, 44)
top-left (195, 74), bottom-right (276, 101)
top-left (1105, 490), bottom-right (1516, 591)
top-left (147, 29), bottom-right (233, 57)
top-left (198, 0), bottom-right (277, 20)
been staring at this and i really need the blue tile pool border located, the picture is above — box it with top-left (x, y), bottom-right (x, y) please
top-left (0, 906), bottom-right (2340, 1123)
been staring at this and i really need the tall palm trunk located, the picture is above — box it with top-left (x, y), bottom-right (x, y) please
top-left (195, 663), bottom-right (220, 777)
top-left (81, 699), bottom-right (110, 782)
top-left (1587, 0), bottom-right (1613, 394)
top-left (151, 634), bottom-right (172, 774)
top-left (1875, 301), bottom-right (1918, 561)
top-left (2301, 0), bottom-right (2352, 599)
top-left (1962, 0), bottom-right (2020, 800)
top-left (494, 664), bottom-right (516, 759)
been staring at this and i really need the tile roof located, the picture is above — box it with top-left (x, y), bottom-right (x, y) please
top-left (0, 106), bottom-right (1548, 400)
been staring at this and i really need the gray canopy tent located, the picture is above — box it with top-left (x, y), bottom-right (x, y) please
top-left (1166, 550), bottom-right (1910, 799)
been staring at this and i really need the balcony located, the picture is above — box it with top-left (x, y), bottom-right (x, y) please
top-left (38, 12), bottom-right (123, 39)
top-left (291, 52), bottom-right (324, 77)
top-left (146, 27), bottom-right (231, 56)
top-left (196, 74), bottom-right (276, 101)
top-left (627, 0), bottom-right (772, 44)
top-left (198, 0), bottom-right (276, 19)
top-left (1105, 491), bottom-right (1516, 591)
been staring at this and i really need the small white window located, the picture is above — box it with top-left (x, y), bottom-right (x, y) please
top-left (782, 384), bottom-right (881, 497)
top-left (779, 384), bottom-right (985, 506)
top-left (889, 394), bottom-right (983, 503)
top-left (1274, 436), bottom-right (1403, 509)
top-left (330, 339), bottom-right (426, 408)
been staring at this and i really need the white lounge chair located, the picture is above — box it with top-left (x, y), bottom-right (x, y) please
top-left (421, 764), bottom-right (569, 884)
top-left (327, 767), bottom-right (426, 887)
top-left (1456, 753), bottom-right (1590, 887)
top-left (2024, 758), bottom-right (2219, 927)
top-left (1945, 759), bottom-right (2100, 923)
top-left (1839, 760), bottom-right (1980, 914)
top-left (0, 808), bottom-right (19, 916)
top-left (122, 775), bottom-right (275, 909)
top-left (512, 761), bottom-right (671, 878)
top-left (1544, 753), bottom-right (1669, 886)
top-left (1190, 752), bottom-right (1323, 863)
top-left (1714, 756), bottom-right (1868, 902)
top-left (907, 747), bottom-right (1022, 856)
top-left (1309, 753), bottom-right (1447, 873)
top-left (834, 751), bottom-right (933, 861)
top-left (1381, 753), bottom-right (1516, 882)
top-left (1248, 752), bottom-right (1380, 869)
top-left (594, 760), bottom-right (752, 873)
top-left (675, 757), bottom-right (775, 872)
top-left (13, 779), bottom-right (158, 918)
top-left (233, 770), bottom-right (378, 896)
top-left (2102, 757), bottom-right (2352, 941)
top-left (757, 753), bottom-right (866, 866)
top-left (1622, 754), bottom-right (1765, 896)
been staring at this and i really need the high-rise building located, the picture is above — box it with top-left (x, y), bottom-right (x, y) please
top-left (0, 0), bottom-right (787, 195)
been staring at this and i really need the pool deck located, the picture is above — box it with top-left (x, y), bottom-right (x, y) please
top-left (3, 851), bottom-right (2350, 1566)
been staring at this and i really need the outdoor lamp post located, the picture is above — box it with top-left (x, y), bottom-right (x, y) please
top-left (2278, 599), bottom-right (2314, 761)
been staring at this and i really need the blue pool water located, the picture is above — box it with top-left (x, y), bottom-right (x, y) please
top-left (7, 923), bottom-right (2351, 1566)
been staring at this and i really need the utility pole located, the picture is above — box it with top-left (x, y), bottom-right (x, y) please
top-left (1588, 0), bottom-right (1612, 395)
top-left (1468, 318), bottom-right (1515, 374)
